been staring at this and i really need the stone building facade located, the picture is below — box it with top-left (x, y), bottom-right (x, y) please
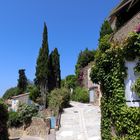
top-left (109, 0), bottom-right (140, 42)
top-left (81, 62), bottom-right (101, 106)
top-left (81, 62), bottom-right (94, 89)
top-left (112, 12), bottom-right (140, 42)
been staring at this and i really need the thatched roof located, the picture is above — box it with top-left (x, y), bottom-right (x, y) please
top-left (110, 0), bottom-right (139, 17)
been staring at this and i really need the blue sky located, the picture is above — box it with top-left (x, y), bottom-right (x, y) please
top-left (0, 0), bottom-right (120, 96)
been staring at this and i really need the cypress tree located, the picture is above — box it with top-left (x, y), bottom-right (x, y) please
top-left (17, 69), bottom-right (28, 94)
top-left (48, 52), bottom-right (55, 91)
top-left (49, 48), bottom-right (61, 90)
top-left (35, 23), bottom-right (49, 107)
top-left (53, 48), bottom-right (61, 88)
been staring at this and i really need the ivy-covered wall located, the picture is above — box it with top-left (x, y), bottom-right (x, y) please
top-left (90, 32), bottom-right (140, 140)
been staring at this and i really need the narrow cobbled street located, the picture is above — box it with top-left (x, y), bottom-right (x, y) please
top-left (56, 101), bottom-right (101, 140)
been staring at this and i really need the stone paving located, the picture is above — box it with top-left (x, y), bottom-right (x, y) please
top-left (47, 129), bottom-right (56, 140)
top-left (56, 101), bottom-right (101, 140)
top-left (20, 136), bottom-right (44, 140)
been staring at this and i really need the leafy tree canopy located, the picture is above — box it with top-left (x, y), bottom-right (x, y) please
top-left (29, 85), bottom-right (41, 104)
top-left (3, 79), bottom-right (33, 100)
top-left (65, 75), bottom-right (77, 89)
top-left (75, 48), bottom-right (96, 76)
top-left (2, 87), bottom-right (18, 100)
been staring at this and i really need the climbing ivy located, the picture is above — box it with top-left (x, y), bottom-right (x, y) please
top-left (133, 59), bottom-right (140, 97)
top-left (132, 77), bottom-right (140, 97)
top-left (90, 32), bottom-right (140, 140)
top-left (134, 60), bottom-right (140, 73)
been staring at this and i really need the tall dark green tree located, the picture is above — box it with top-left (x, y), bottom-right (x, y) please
top-left (0, 99), bottom-right (9, 140)
top-left (52, 48), bottom-right (61, 89)
top-left (98, 20), bottom-right (113, 52)
top-left (99, 20), bottom-right (113, 39)
top-left (48, 48), bottom-right (61, 91)
top-left (17, 69), bottom-right (28, 94)
top-left (48, 52), bottom-right (54, 91)
top-left (35, 23), bottom-right (49, 107)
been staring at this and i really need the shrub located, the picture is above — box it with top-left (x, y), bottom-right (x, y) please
top-left (0, 99), bottom-right (9, 140)
top-left (98, 34), bottom-right (111, 52)
top-left (64, 75), bottom-right (77, 89)
top-left (8, 103), bottom-right (38, 128)
top-left (8, 111), bottom-right (21, 128)
top-left (18, 103), bottom-right (38, 125)
top-left (71, 87), bottom-right (89, 103)
top-left (48, 88), bottom-right (70, 115)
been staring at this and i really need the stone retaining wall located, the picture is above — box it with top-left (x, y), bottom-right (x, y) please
top-left (9, 117), bottom-right (50, 140)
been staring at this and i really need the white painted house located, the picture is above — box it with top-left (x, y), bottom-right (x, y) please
top-left (10, 93), bottom-right (33, 111)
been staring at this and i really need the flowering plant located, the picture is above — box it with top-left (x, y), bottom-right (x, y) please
top-left (136, 24), bottom-right (140, 33)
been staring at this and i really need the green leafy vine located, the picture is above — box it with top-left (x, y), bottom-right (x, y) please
top-left (90, 32), bottom-right (140, 140)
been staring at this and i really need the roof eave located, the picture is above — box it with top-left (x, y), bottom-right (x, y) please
top-left (109, 0), bottom-right (132, 17)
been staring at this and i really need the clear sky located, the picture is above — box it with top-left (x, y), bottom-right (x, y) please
top-left (0, 0), bottom-right (120, 97)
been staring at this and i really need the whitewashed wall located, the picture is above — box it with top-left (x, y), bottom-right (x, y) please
top-left (12, 99), bottom-right (19, 111)
top-left (124, 59), bottom-right (140, 107)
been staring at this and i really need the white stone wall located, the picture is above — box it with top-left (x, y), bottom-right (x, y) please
top-left (124, 59), bottom-right (140, 107)
top-left (11, 99), bottom-right (19, 111)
